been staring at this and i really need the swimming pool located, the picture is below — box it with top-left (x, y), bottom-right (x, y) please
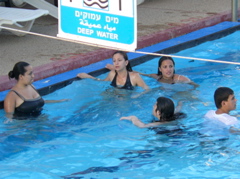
top-left (1, 24), bottom-right (240, 178)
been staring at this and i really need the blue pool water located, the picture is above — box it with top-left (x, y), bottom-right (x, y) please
top-left (1, 29), bottom-right (240, 178)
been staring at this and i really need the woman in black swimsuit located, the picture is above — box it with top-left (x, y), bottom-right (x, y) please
top-left (77, 51), bottom-right (149, 90)
top-left (4, 61), bottom-right (67, 121)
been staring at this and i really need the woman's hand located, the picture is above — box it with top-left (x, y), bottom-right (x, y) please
top-left (175, 101), bottom-right (183, 113)
top-left (77, 73), bottom-right (101, 80)
top-left (120, 116), bottom-right (138, 121)
top-left (4, 118), bottom-right (13, 124)
top-left (120, 116), bottom-right (146, 128)
top-left (4, 112), bottom-right (14, 124)
top-left (121, 115), bottom-right (163, 128)
top-left (105, 64), bottom-right (115, 71)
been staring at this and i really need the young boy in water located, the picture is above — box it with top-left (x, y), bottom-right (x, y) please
top-left (204, 87), bottom-right (240, 133)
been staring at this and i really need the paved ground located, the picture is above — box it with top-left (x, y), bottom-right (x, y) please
top-left (0, 0), bottom-right (239, 91)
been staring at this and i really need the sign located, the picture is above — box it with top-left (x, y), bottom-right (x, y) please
top-left (58, 0), bottom-right (137, 50)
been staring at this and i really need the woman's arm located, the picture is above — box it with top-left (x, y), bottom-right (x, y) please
top-left (77, 73), bottom-right (101, 81)
top-left (4, 91), bottom-right (16, 122)
top-left (44, 99), bottom-right (69, 103)
top-left (120, 116), bottom-right (162, 128)
top-left (175, 74), bottom-right (199, 88)
top-left (137, 72), bottom-right (159, 79)
top-left (174, 101), bottom-right (183, 113)
top-left (188, 81), bottom-right (199, 89)
top-left (77, 71), bottom-right (115, 82)
top-left (130, 72), bottom-right (150, 98)
top-left (105, 64), bottom-right (115, 71)
top-left (132, 72), bottom-right (149, 90)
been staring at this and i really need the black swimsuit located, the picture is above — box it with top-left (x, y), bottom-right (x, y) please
top-left (12, 87), bottom-right (45, 118)
top-left (110, 71), bottom-right (134, 90)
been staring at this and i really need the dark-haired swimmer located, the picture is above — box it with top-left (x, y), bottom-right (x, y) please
top-left (77, 51), bottom-right (149, 91)
top-left (120, 97), bottom-right (186, 128)
top-left (4, 61), bottom-right (68, 122)
top-left (204, 87), bottom-right (240, 134)
top-left (107, 56), bottom-right (198, 88)
top-left (141, 56), bottom-right (198, 88)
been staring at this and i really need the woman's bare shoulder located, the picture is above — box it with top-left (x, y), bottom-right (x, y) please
top-left (5, 90), bottom-right (17, 101)
top-left (129, 71), bottom-right (142, 79)
top-left (174, 74), bottom-right (190, 82)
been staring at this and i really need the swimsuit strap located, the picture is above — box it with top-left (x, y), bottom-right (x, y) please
top-left (11, 85), bottom-right (40, 101)
top-left (125, 71), bottom-right (131, 84)
top-left (110, 71), bottom-right (118, 87)
top-left (110, 71), bottom-right (133, 90)
top-left (177, 75), bottom-right (181, 81)
top-left (30, 84), bottom-right (39, 93)
top-left (11, 90), bottom-right (26, 101)
top-left (122, 71), bottom-right (133, 90)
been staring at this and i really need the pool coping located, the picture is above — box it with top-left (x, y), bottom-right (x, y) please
top-left (0, 21), bottom-right (240, 109)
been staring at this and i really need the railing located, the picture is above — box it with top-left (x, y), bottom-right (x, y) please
top-left (232, 0), bottom-right (239, 21)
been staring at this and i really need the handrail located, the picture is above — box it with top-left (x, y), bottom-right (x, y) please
top-left (232, 0), bottom-right (239, 21)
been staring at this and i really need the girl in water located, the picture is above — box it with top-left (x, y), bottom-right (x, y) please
top-left (120, 97), bottom-right (186, 128)
top-left (106, 56), bottom-right (198, 88)
top-left (77, 51), bottom-right (149, 90)
top-left (139, 56), bottom-right (198, 87)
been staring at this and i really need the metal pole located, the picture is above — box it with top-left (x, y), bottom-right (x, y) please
top-left (232, 0), bottom-right (238, 22)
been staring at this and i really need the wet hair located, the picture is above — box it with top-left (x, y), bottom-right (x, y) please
top-left (214, 87), bottom-right (234, 109)
top-left (8, 61), bottom-right (30, 80)
top-left (112, 51), bottom-right (132, 72)
top-left (155, 97), bottom-right (186, 122)
top-left (157, 56), bottom-right (175, 75)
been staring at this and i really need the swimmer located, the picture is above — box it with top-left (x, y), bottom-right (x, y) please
top-left (204, 87), bottom-right (240, 133)
top-left (120, 97), bottom-right (186, 128)
top-left (4, 61), bottom-right (68, 122)
top-left (77, 51), bottom-right (149, 91)
top-left (107, 56), bottom-right (198, 88)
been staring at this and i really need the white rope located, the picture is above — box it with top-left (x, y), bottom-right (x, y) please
top-left (1, 25), bottom-right (240, 65)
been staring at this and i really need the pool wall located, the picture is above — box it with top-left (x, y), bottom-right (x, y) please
top-left (0, 21), bottom-right (240, 109)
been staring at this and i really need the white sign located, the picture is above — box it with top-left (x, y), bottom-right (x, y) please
top-left (58, 0), bottom-right (137, 50)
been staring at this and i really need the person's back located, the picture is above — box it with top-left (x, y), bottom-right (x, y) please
top-left (205, 110), bottom-right (238, 126)
top-left (204, 87), bottom-right (240, 134)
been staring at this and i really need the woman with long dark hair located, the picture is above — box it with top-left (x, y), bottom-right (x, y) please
top-left (139, 56), bottom-right (198, 87)
top-left (106, 56), bottom-right (198, 88)
top-left (120, 97), bottom-right (186, 128)
top-left (140, 56), bottom-right (199, 88)
top-left (77, 51), bottom-right (149, 90)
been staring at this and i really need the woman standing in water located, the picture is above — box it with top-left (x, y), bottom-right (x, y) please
top-left (77, 51), bottom-right (149, 90)
top-left (139, 56), bottom-right (198, 87)
top-left (107, 56), bottom-right (198, 87)
top-left (4, 61), bottom-right (67, 121)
